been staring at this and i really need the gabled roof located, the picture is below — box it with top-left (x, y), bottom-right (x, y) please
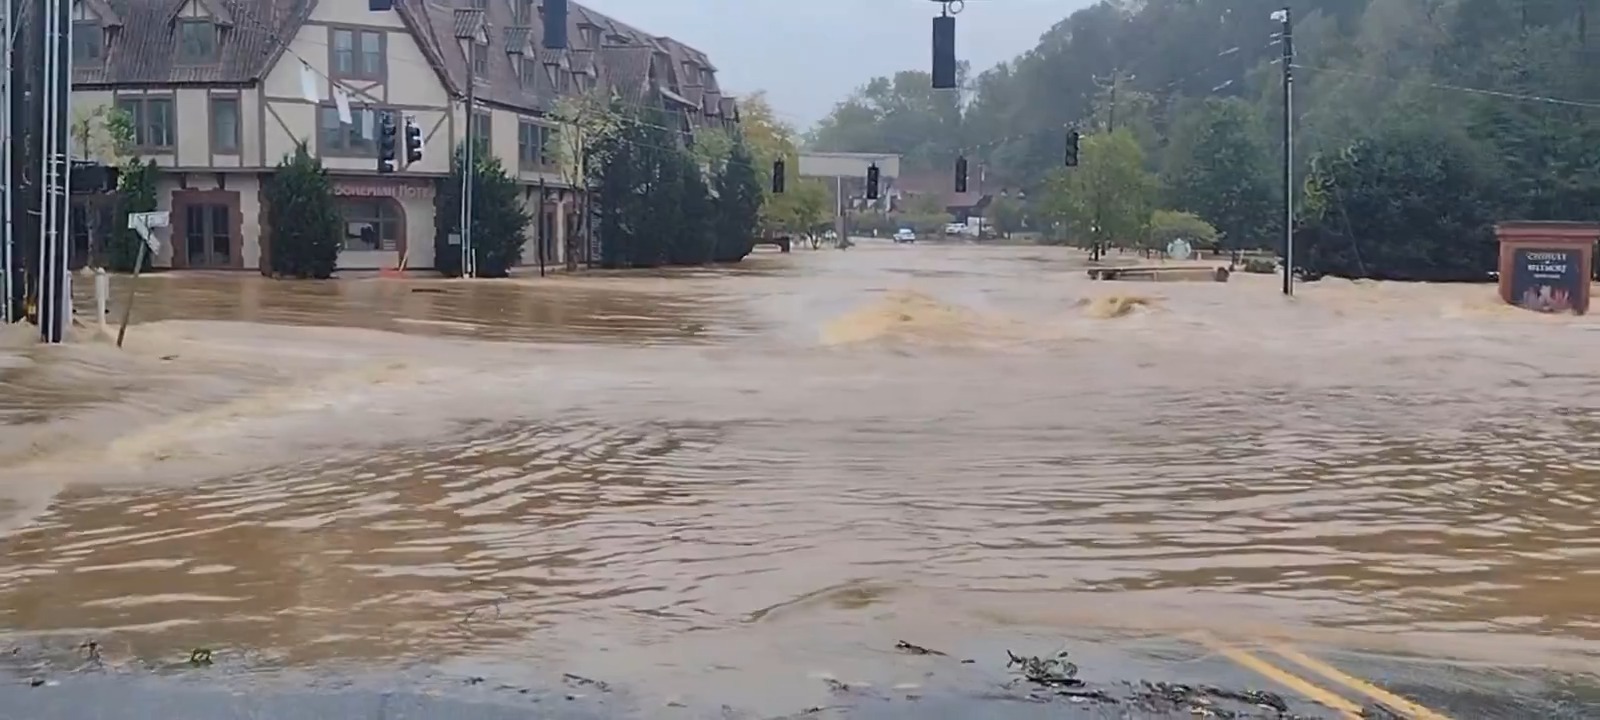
top-left (74, 0), bottom-right (304, 86)
top-left (71, 0), bottom-right (734, 127)
top-left (164, 0), bottom-right (235, 27)
top-left (78, 0), bottom-right (124, 28)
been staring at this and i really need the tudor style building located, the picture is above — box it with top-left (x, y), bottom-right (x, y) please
top-left (69, 0), bottom-right (739, 272)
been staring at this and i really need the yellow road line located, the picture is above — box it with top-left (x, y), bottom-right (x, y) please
top-left (1188, 631), bottom-right (1364, 719)
top-left (1269, 643), bottom-right (1455, 720)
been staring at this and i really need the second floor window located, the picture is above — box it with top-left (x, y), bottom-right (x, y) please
top-left (116, 97), bottom-right (175, 150)
top-left (210, 97), bottom-right (240, 154)
top-left (517, 121), bottom-right (542, 169)
top-left (177, 20), bottom-right (218, 64)
top-left (72, 22), bottom-right (102, 63)
top-left (332, 28), bottom-right (384, 79)
top-left (319, 106), bottom-right (394, 156)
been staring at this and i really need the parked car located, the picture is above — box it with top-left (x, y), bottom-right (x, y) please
top-left (943, 223), bottom-right (966, 236)
top-left (893, 228), bottom-right (916, 244)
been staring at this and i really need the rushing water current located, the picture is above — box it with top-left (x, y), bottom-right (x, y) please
top-left (1, 242), bottom-right (1597, 706)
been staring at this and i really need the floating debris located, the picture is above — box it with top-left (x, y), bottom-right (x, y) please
top-left (894, 640), bottom-right (945, 656)
top-left (1006, 649), bottom-right (1082, 687)
top-left (188, 648), bottom-right (213, 667)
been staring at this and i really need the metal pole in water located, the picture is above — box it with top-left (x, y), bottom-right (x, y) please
top-left (0, 0), bottom-right (12, 325)
top-left (94, 267), bottom-right (107, 330)
top-left (1278, 6), bottom-right (1294, 297)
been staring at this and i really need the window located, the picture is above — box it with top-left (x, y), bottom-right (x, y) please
top-left (116, 96), bottom-right (175, 150)
top-left (331, 28), bottom-right (384, 79)
top-left (184, 203), bottom-right (232, 267)
top-left (177, 19), bottom-right (218, 64)
top-left (210, 96), bottom-right (240, 154)
top-left (338, 199), bottom-right (402, 252)
top-left (581, 26), bottom-right (600, 48)
top-left (472, 45), bottom-right (488, 78)
top-left (516, 0), bottom-right (533, 22)
top-left (520, 57), bottom-right (538, 89)
top-left (72, 22), bottom-right (103, 63)
top-left (470, 111), bottom-right (491, 148)
top-left (517, 121), bottom-right (549, 170)
top-left (574, 72), bottom-right (590, 92)
top-left (319, 106), bottom-right (393, 155)
top-left (540, 125), bottom-right (559, 166)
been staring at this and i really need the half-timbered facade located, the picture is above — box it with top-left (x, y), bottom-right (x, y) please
top-left (70, 0), bottom-right (738, 272)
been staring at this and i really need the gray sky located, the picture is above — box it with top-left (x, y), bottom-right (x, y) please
top-left (578, 0), bottom-right (1089, 130)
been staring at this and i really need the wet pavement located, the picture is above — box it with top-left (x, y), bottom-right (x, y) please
top-left (1, 240), bottom-right (1598, 717)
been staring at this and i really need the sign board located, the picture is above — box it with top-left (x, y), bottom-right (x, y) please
top-left (1166, 238), bottom-right (1193, 261)
top-left (333, 182), bottom-right (437, 200)
top-left (1509, 248), bottom-right (1582, 313)
top-left (127, 211), bottom-right (169, 253)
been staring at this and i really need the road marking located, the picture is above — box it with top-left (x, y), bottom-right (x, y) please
top-left (1269, 643), bottom-right (1455, 720)
top-left (1188, 631), bottom-right (1364, 719)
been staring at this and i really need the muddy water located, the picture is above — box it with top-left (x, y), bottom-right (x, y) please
top-left (1, 242), bottom-right (1598, 705)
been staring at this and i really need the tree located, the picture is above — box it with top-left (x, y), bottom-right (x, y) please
top-left (1161, 98), bottom-right (1276, 250)
top-left (547, 88), bottom-right (622, 269)
top-left (108, 160), bottom-right (158, 273)
top-left (986, 195), bottom-right (1025, 237)
top-left (434, 140), bottom-right (532, 278)
top-left (1298, 125), bottom-right (1497, 281)
top-left (73, 105), bottom-right (136, 269)
top-left (264, 143), bottom-right (343, 279)
top-left (1037, 129), bottom-right (1152, 258)
top-left (1147, 210), bottom-right (1218, 253)
top-left (806, 65), bottom-right (969, 175)
top-left (712, 139), bottom-right (763, 262)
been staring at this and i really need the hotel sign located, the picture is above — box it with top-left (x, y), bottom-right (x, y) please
top-left (333, 181), bottom-right (436, 200)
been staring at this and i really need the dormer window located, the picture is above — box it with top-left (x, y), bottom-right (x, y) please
top-left (177, 19), bottom-right (218, 64)
top-left (521, 57), bottom-right (538, 89)
top-left (682, 61), bottom-right (696, 83)
top-left (580, 25), bottom-right (600, 47)
top-left (72, 20), bottom-right (104, 62)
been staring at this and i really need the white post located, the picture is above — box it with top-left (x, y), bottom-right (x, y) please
top-left (94, 268), bottom-right (108, 330)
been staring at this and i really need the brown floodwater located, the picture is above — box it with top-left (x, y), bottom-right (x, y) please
top-left (1, 242), bottom-right (1597, 706)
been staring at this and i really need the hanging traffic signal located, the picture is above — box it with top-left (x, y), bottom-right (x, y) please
top-left (544, 0), bottom-right (568, 49)
top-left (954, 156), bottom-right (968, 193)
top-left (377, 113), bottom-right (397, 173)
top-left (866, 163), bottom-right (880, 200)
top-left (1065, 129), bottom-right (1081, 167)
top-left (932, 15), bottom-right (956, 89)
top-left (403, 115), bottom-right (424, 164)
top-left (772, 159), bottom-right (786, 194)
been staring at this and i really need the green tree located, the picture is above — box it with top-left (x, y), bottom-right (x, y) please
top-left (74, 105), bottom-right (138, 269)
top-left (1299, 125), bottom-right (1497, 281)
top-left (986, 195), bottom-right (1025, 237)
top-left (108, 160), bottom-right (159, 273)
top-left (1147, 210), bottom-right (1218, 253)
top-left (1161, 97), bottom-right (1276, 250)
top-left (712, 139), bottom-right (763, 262)
top-left (264, 143), bottom-right (343, 279)
top-left (434, 140), bottom-right (532, 278)
top-left (548, 88), bottom-right (622, 269)
top-left (1038, 129), bottom-right (1152, 258)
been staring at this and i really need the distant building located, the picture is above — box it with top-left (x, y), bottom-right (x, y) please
top-left (69, 0), bottom-right (738, 272)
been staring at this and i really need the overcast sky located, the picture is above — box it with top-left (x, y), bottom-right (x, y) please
top-left (578, 0), bottom-right (1088, 130)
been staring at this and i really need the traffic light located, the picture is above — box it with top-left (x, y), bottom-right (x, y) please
top-left (377, 113), bottom-right (397, 173)
top-left (1065, 130), bottom-right (1081, 167)
top-left (543, 0), bottom-right (568, 49)
top-left (954, 156), bottom-right (968, 193)
top-left (403, 115), bottom-right (424, 165)
top-left (932, 15), bottom-right (956, 90)
top-left (772, 159), bottom-right (785, 194)
top-left (866, 163), bottom-right (880, 200)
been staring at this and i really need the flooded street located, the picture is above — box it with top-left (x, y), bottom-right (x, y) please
top-left (2, 241), bottom-right (1599, 715)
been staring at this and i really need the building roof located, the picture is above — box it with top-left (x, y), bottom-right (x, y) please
top-left (71, 0), bottom-right (738, 124)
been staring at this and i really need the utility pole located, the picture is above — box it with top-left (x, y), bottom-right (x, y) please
top-left (38, 0), bottom-right (70, 342)
top-left (1, 0), bottom-right (15, 324)
top-left (1277, 6), bottom-right (1295, 296)
top-left (460, 46), bottom-right (476, 279)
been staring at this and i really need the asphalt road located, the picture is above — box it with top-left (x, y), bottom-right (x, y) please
top-left (1, 633), bottom-right (1596, 719)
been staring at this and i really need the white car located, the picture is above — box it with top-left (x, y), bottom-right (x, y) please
top-left (943, 223), bottom-right (966, 235)
top-left (893, 228), bottom-right (916, 243)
